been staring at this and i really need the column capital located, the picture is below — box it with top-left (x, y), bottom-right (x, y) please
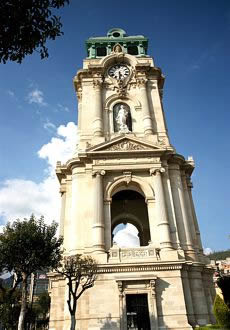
top-left (137, 77), bottom-right (148, 87)
top-left (92, 170), bottom-right (106, 177)
top-left (116, 280), bottom-right (124, 297)
top-left (186, 177), bottom-right (193, 189)
top-left (93, 78), bottom-right (103, 89)
top-left (150, 167), bottom-right (165, 176)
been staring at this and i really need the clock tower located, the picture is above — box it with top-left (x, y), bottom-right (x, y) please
top-left (49, 29), bottom-right (215, 330)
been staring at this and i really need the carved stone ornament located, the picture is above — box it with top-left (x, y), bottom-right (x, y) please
top-left (113, 43), bottom-right (123, 53)
top-left (93, 79), bottom-right (102, 89)
top-left (106, 140), bottom-right (149, 151)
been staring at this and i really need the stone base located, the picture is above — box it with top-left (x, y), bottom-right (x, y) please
top-left (48, 261), bottom-right (215, 330)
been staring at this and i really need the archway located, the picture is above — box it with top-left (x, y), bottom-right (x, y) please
top-left (111, 190), bottom-right (151, 247)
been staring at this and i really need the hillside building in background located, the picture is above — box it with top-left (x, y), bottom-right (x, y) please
top-left (49, 28), bottom-right (215, 330)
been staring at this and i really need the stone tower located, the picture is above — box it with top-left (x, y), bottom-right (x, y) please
top-left (49, 28), bottom-right (215, 330)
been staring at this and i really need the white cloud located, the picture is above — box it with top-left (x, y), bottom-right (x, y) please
top-left (113, 223), bottom-right (140, 247)
top-left (26, 88), bottom-right (47, 106)
top-left (7, 90), bottom-right (15, 98)
top-left (204, 247), bottom-right (213, 255)
top-left (0, 122), bottom-right (78, 228)
top-left (57, 103), bottom-right (70, 112)
top-left (38, 122), bottom-right (78, 173)
top-left (43, 119), bottom-right (56, 132)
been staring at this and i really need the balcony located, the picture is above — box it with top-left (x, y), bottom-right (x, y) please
top-left (108, 242), bottom-right (160, 264)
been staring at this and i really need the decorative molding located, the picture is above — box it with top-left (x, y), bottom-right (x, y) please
top-left (136, 77), bottom-right (148, 87)
top-left (97, 264), bottom-right (183, 274)
top-left (92, 170), bottom-right (106, 177)
top-left (105, 139), bottom-right (150, 151)
top-left (156, 138), bottom-right (167, 146)
top-left (150, 279), bottom-right (156, 297)
top-left (93, 78), bottom-right (102, 89)
top-left (123, 171), bottom-right (132, 185)
top-left (149, 167), bottom-right (165, 176)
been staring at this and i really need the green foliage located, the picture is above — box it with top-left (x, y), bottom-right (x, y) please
top-left (208, 250), bottom-right (230, 260)
top-left (0, 0), bottom-right (70, 63)
top-left (0, 215), bottom-right (63, 276)
top-left (195, 326), bottom-right (221, 329)
top-left (0, 287), bottom-right (21, 329)
top-left (35, 291), bottom-right (51, 318)
top-left (217, 276), bottom-right (230, 308)
top-left (213, 294), bottom-right (230, 328)
top-left (0, 215), bottom-right (63, 330)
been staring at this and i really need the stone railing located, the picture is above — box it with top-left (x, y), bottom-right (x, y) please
top-left (108, 242), bottom-right (161, 263)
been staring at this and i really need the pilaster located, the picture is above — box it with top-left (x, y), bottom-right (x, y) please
top-left (150, 168), bottom-right (173, 250)
top-left (138, 78), bottom-right (154, 136)
top-left (92, 78), bottom-right (104, 139)
top-left (187, 178), bottom-right (204, 256)
top-left (169, 163), bottom-right (196, 259)
top-left (92, 170), bottom-right (106, 253)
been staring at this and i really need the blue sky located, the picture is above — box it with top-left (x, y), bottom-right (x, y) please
top-left (0, 0), bottom-right (229, 252)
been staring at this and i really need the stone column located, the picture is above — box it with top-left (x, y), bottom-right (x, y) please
top-left (150, 168), bottom-right (173, 250)
top-left (92, 79), bottom-right (103, 137)
top-left (181, 171), bottom-right (198, 255)
top-left (59, 185), bottom-right (66, 237)
top-left (203, 273), bottom-right (216, 324)
top-left (146, 199), bottom-right (157, 245)
top-left (149, 279), bottom-right (158, 330)
top-left (187, 178), bottom-right (203, 254)
top-left (169, 164), bottom-right (194, 253)
top-left (104, 200), bottom-right (112, 250)
top-left (189, 268), bottom-right (210, 325)
top-left (162, 162), bottom-right (180, 249)
top-left (138, 78), bottom-right (153, 136)
top-left (181, 270), bottom-right (196, 326)
top-left (117, 281), bottom-right (126, 330)
top-left (92, 170), bottom-right (105, 252)
top-left (149, 80), bottom-right (169, 143)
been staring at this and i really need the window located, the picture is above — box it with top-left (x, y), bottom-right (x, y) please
top-left (96, 47), bottom-right (106, 56)
top-left (128, 46), bottom-right (138, 55)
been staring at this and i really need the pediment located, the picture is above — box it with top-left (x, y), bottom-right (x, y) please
top-left (87, 136), bottom-right (162, 153)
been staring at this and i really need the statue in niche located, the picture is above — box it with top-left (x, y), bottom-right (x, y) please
top-left (113, 103), bottom-right (132, 133)
top-left (113, 44), bottom-right (122, 53)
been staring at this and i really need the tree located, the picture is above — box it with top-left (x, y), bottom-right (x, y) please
top-left (0, 215), bottom-right (63, 330)
top-left (0, 0), bottom-right (70, 64)
top-left (56, 254), bottom-right (97, 330)
top-left (35, 291), bottom-right (51, 329)
top-left (0, 284), bottom-right (21, 329)
top-left (213, 294), bottom-right (230, 328)
top-left (217, 276), bottom-right (230, 308)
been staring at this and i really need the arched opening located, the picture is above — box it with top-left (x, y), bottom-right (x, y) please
top-left (113, 223), bottom-right (140, 247)
top-left (113, 102), bottom-right (132, 133)
top-left (111, 190), bottom-right (150, 247)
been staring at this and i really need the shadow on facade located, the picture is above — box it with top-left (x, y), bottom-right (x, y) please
top-left (99, 313), bottom-right (120, 330)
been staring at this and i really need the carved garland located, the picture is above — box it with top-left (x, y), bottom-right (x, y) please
top-left (105, 140), bottom-right (150, 151)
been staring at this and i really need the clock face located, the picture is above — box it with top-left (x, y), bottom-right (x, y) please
top-left (108, 65), bottom-right (130, 80)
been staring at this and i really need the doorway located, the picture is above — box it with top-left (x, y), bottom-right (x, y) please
top-left (126, 294), bottom-right (151, 330)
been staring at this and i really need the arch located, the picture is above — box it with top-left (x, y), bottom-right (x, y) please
top-left (111, 189), bottom-right (151, 247)
top-left (104, 93), bottom-right (141, 112)
top-left (107, 28), bottom-right (127, 38)
top-left (112, 212), bottom-right (144, 234)
top-left (113, 102), bottom-right (132, 132)
top-left (99, 53), bottom-right (138, 71)
top-left (105, 175), bottom-right (155, 202)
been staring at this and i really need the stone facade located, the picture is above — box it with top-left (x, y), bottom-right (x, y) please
top-left (49, 29), bottom-right (215, 330)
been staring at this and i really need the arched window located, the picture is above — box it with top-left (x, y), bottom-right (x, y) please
top-left (113, 103), bottom-right (132, 133)
top-left (111, 190), bottom-right (150, 247)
